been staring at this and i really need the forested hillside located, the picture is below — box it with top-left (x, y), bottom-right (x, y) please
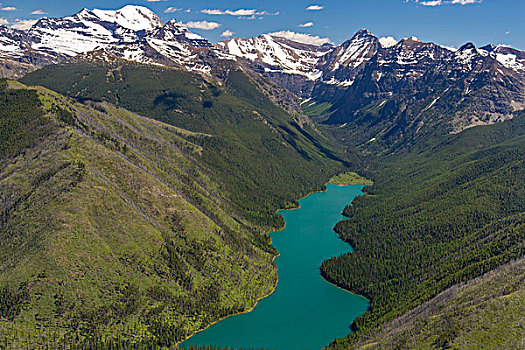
top-left (349, 258), bottom-right (525, 350)
top-left (20, 56), bottom-right (348, 228)
top-left (0, 78), bottom-right (346, 349)
top-left (321, 112), bottom-right (525, 349)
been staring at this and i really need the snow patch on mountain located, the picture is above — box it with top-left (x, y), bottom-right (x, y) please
top-left (496, 52), bottom-right (525, 71)
top-left (379, 36), bottom-right (398, 48)
top-left (267, 31), bottom-right (333, 46)
top-left (217, 34), bottom-right (331, 80)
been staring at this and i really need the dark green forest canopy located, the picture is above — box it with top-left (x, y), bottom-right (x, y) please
top-left (20, 61), bottom-right (349, 228)
top-left (322, 112), bottom-right (525, 348)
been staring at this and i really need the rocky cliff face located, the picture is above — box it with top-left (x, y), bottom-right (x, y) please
top-left (216, 34), bottom-right (332, 97)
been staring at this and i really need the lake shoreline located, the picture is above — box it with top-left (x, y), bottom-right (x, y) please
top-left (179, 179), bottom-right (371, 348)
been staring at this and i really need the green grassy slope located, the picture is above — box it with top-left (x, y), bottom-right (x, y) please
top-left (321, 112), bottom-right (525, 349)
top-left (20, 58), bottom-right (348, 227)
top-left (0, 78), bottom-right (341, 349)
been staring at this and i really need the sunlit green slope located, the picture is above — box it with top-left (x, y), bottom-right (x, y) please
top-left (0, 76), bottom-right (345, 349)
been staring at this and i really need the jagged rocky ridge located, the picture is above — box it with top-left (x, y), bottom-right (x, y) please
top-left (219, 29), bottom-right (525, 142)
top-left (0, 5), bottom-right (524, 140)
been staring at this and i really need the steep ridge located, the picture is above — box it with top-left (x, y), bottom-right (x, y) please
top-left (316, 29), bottom-right (381, 88)
top-left (325, 39), bottom-right (525, 153)
top-left (308, 29), bottom-right (382, 107)
top-left (217, 29), bottom-right (525, 152)
top-left (0, 80), bottom-right (273, 348)
top-left (0, 76), bottom-right (347, 348)
top-left (27, 6), bottom-right (163, 57)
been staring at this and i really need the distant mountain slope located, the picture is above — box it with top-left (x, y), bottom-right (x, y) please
top-left (323, 40), bottom-right (525, 154)
top-left (20, 55), bottom-right (348, 226)
top-left (216, 29), bottom-right (525, 153)
top-left (217, 33), bottom-right (332, 97)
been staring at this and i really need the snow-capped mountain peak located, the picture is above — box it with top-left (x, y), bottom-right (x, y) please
top-left (152, 19), bottom-right (210, 47)
top-left (334, 29), bottom-right (379, 67)
top-left (454, 42), bottom-right (481, 67)
top-left (91, 5), bottom-right (163, 32)
top-left (313, 28), bottom-right (380, 88)
top-left (0, 5), bottom-right (229, 72)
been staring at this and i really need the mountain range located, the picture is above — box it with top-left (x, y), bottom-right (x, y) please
top-left (1, 5), bottom-right (524, 151)
top-left (0, 5), bottom-right (524, 350)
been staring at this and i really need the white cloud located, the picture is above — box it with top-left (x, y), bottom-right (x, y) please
top-left (420, 0), bottom-right (442, 6)
top-left (227, 9), bottom-right (256, 16)
top-left (201, 8), bottom-right (278, 16)
top-left (268, 30), bottom-right (333, 46)
top-left (299, 22), bottom-right (314, 28)
top-left (505, 31), bottom-right (510, 35)
top-left (0, 6), bottom-right (15, 11)
top-left (165, 7), bottom-right (190, 13)
top-left (31, 10), bottom-right (47, 15)
top-left (182, 20), bottom-right (220, 30)
top-left (306, 5), bottom-right (324, 10)
top-left (413, 0), bottom-right (482, 5)
top-left (201, 9), bottom-right (226, 15)
top-left (202, 9), bottom-right (255, 15)
top-left (379, 36), bottom-right (398, 48)
top-left (11, 19), bottom-right (37, 30)
top-left (221, 30), bottom-right (234, 37)
top-left (0, 17), bottom-right (8, 25)
top-left (450, 0), bottom-right (481, 4)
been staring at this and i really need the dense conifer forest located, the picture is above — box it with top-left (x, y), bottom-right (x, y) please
top-left (0, 78), bottom-right (348, 349)
top-left (322, 112), bottom-right (525, 348)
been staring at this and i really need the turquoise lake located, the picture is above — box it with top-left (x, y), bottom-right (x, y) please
top-left (182, 184), bottom-right (369, 350)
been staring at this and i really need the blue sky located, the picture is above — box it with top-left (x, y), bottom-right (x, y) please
top-left (0, 0), bottom-right (523, 49)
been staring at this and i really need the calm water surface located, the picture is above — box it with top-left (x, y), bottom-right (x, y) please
top-left (182, 184), bottom-right (369, 350)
